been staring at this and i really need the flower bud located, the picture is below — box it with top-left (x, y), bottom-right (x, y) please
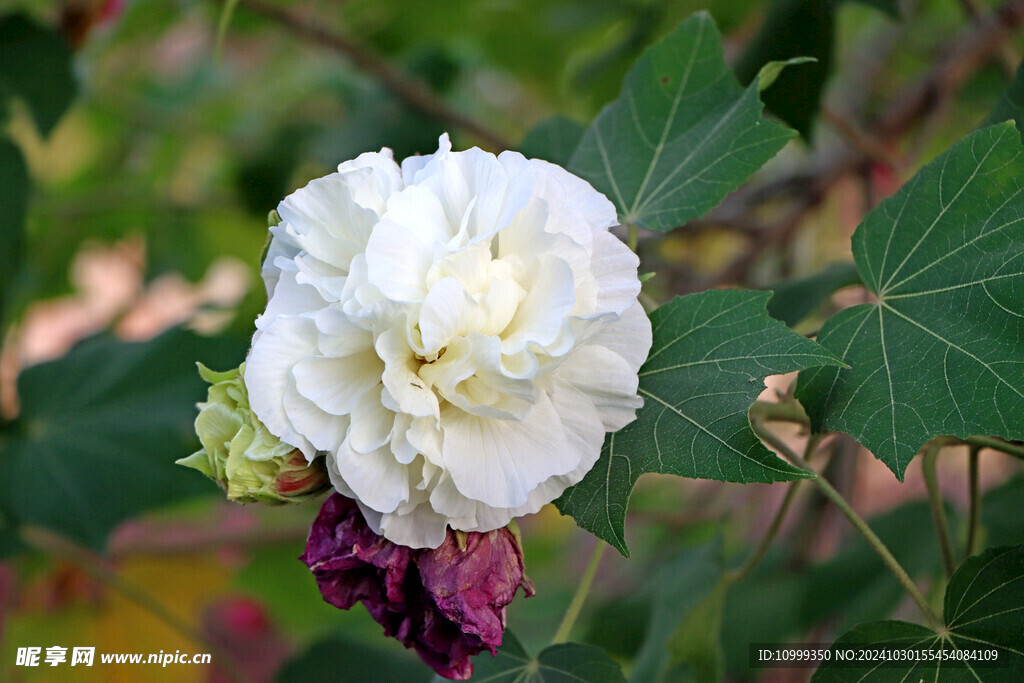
top-left (177, 363), bottom-right (330, 505)
top-left (301, 494), bottom-right (535, 680)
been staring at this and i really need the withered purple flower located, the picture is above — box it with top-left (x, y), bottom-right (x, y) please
top-left (301, 493), bottom-right (535, 679)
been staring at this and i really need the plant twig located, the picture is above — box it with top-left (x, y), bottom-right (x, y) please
top-left (922, 442), bottom-right (956, 578)
top-left (961, 435), bottom-right (1024, 460)
top-left (230, 0), bottom-right (513, 151)
top-left (551, 541), bottom-right (606, 645)
top-left (19, 526), bottom-right (247, 683)
top-left (764, 436), bottom-right (945, 630)
top-left (965, 445), bottom-right (982, 559)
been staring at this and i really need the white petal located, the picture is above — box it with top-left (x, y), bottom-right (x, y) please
top-left (348, 388), bottom-right (396, 454)
top-left (330, 439), bottom-right (410, 514)
top-left (554, 344), bottom-right (643, 431)
top-left (283, 379), bottom-right (349, 454)
top-left (254, 263), bottom-right (325, 333)
top-left (440, 392), bottom-right (575, 508)
top-left (365, 185), bottom-right (452, 301)
top-left (374, 503), bottom-right (450, 550)
top-left (418, 277), bottom-right (485, 354)
top-left (337, 148), bottom-right (403, 214)
top-left (579, 301), bottom-right (652, 374)
top-left (375, 326), bottom-right (441, 420)
top-left (590, 230), bottom-right (641, 316)
top-left (245, 316), bottom-right (318, 458)
top-left (501, 254), bottom-right (576, 353)
top-left (292, 350), bottom-right (382, 415)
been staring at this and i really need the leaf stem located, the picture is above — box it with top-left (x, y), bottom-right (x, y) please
top-left (551, 540), bottom-right (607, 645)
top-left (19, 526), bottom-right (246, 683)
top-left (961, 435), bottom-right (1024, 460)
top-left (922, 443), bottom-right (956, 578)
top-left (627, 224), bottom-right (639, 253)
top-left (763, 432), bottom-right (944, 630)
top-left (965, 445), bottom-right (981, 559)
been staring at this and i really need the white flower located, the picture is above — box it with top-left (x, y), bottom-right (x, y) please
top-left (246, 134), bottom-right (651, 548)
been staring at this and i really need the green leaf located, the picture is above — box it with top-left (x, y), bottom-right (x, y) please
top-left (277, 635), bottom-right (429, 683)
top-left (568, 12), bottom-right (795, 231)
top-left (2, 328), bottom-right (247, 549)
top-left (0, 136), bottom-right (28, 327)
top-left (766, 262), bottom-right (863, 328)
top-left (631, 541), bottom-right (723, 683)
top-left (734, 0), bottom-right (832, 137)
top-left (556, 290), bottom-right (842, 556)
top-left (812, 545), bottom-right (1024, 681)
top-left (519, 116), bottom-right (586, 167)
top-left (431, 631), bottom-right (626, 683)
top-left (796, 123), bottom-right (1024, 479)
top-left (986, 58), bottom-right (1024, 139)
top-left (0, 12), bottom-right (77, 137)
top-left (846, 0), bottom-right (900, 17)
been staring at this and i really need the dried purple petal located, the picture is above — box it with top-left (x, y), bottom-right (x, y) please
top-left (301, 494), bottom-right (535, 680)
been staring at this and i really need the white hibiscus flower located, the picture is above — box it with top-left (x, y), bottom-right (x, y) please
top-left (246, 134), bottom-right (651, 549)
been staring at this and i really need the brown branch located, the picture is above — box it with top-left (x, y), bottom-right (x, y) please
top-left (693, 0), bottom-right (1024, 291)
top-left (231, 0), bottom-right (513, 151)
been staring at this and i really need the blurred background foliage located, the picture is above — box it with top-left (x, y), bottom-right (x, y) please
top-left (0, 0), bottom-right (1022, 681)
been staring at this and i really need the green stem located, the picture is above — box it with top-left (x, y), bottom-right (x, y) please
top-left (20, 527), bottom-right (246, 683)
top-left (551, 541), bottom-right (607, 645)
top-left (762, 432), bottom-right (944, 631)
top-left (627, 224), bottom-right (639, 253)
top-left (965, 445), bottom-right (981, 559)
top-left (961, 435), bottom-right (1024, 460)
top-left (922, 443), bottom-right (956, 578)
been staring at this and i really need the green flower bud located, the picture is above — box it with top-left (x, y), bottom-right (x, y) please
top-left (177, 363), bottom-right (330, 505)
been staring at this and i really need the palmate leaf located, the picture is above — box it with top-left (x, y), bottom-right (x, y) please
top-left (568, 12), bottom-right (794, 231)
top-left (796, 123), bottom-right (1024, 479)
top-left (556, 290), bottom-right (841, 556)
top-left (812, 545), bottom-right (1024, 682)
top-left (1, 328), bottom-right (246, 549)
top-left (428, 631), bottom-right (626, 683)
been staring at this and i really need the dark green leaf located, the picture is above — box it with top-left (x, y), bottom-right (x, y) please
top-left (557, 290), bottom-right (841, 556)
top-left (569, 12), bottom-right (794, 231)
top-left (981, 474), bottom-right (1024, 547)
top-left (813, 545), bottom-right (1024, 681)
top-left (0, 12), bottom-right (77, 137)
top-left (3, 328), bottom-right (247, 549)
top-left (631, 541), bottom-right (723, 683)
top-left (0, 136), bottom-right (28, 327)
top-left (734, 0), bottom-right (832, 137)
top-left (767, 262), bottom-right (862, 328)
top-left (846, 0), bottom-right (900, 17)
top-left (519, 116), bottom-right (586, 167)
top-left (797, 123), bottom-right (1024, 479)
top-left (433, 631), bottom-right (626, 683)
top-left (277, 635), bottom-right (429, 683)
top-left (986, 58), bottom-right (1024, 139)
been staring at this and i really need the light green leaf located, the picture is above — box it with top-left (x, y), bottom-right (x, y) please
top-left (812, 545), bottom-right (1024, 681)
top-left (430, 631), bottom-right (626, 683)
top-left (519, 116), bottom-right (586, 167)
top-left (0, 12), bottom-right (76, 137)
top-left (766, 262), bottom-right (863, 328)
top-left (568, 12), bottom-right (794, 231)
top-left (556, 290), bottom-right (842, 556)
top-left (0, 136), bottom-right (28, 327)
top-left (2, 328), bottom-right (246, 549)
top-left (796, 123), bottom-right (1024, 479)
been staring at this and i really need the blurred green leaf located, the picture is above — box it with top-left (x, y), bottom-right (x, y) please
top-left (431, 631), bottom-right (626, 683)
top-left (767, 262), bottom-right (863, 328)
top-left (0, 136), bottom-right (28, 328)
top-left (812, 545), bottom-right (1024, 681)
top-left (735, 0), bottom-right (832, 137)
top-left (986, 58), bottom-right (1024, 139)
top-left (0, 12), bottom-right (76, 137)
top-left (277, 635), bottom-right (430, 683)
top-left (631, 541), bottom-right (722, 683)
top-left (569, 12), bottom-right (794, 231)
top-left (981, 474), bottom-right (1024, 547)
top-left (519, 116), bottom-right (586, 167)
top-left (557, 290), bottom-right (840, 556)
top-left (796, 123), bottom-right (1024, 480)
top-left (2, 328), bottom-right (247, 549)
